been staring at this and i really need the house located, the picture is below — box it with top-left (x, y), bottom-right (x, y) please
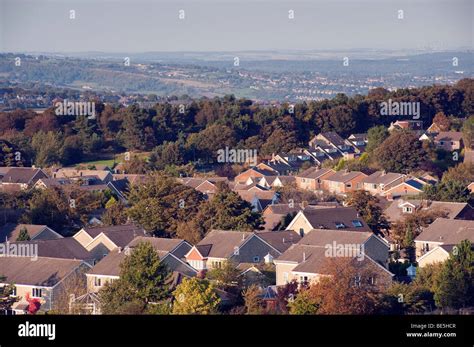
top-left (0, 167), bottom-right (48, 191)
top-left (384, 199), bottom-right (474, 223)
top-left (309, 132), bottom-right (358, 160)
top-left (285, 207), bottom-right (371, 236)
top-left (258, 175), bottom-right (295, 189)
top-left (181, 177), bottom-right (228, 199)
top-left (433, 131), bottom-right (463, 151)
top-left (321, 170), bottom-right (367, 195)
top-left (426, 122), bottom-right (443, 134)
top-left (0, 223), bottom-right (62, 242)
top-left (72, 224), bottom-right (147, 257)
top-left (382, 178), bottom-right (427, 200)
top-left (86, 236), bottom-right (194, 293)
top-left (256, 162), bottom-right (290, 176)
top-left (236, 190), bottom-right (279, 212)
top-left (388, 120), bottom-right (423, 133)
top-left (415, 218), bottom-right (474, 267)
top-left (295, 167), bottom-right (335, 191)
top-left (234, 167), bottom-right (279, 184)
top-left (346, 133), bottom-right (368, 153)
top-left (52, 168), bottom-right (113, 184)
top-left (267, 150), bottom-right (313, 173)
top-left (274, 229), bottom-right (392, 286)
top-left (361, 171), bottom-right (406, 196)
top-left (0, 257), bottom-right (90, 314)
top-left (262, 203), bottom-right (339, 231)
top-left (184, 230), bottom-right (300, 271)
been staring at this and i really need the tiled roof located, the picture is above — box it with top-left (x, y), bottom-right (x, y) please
top-left (415, 218), bottom-right (474, 244)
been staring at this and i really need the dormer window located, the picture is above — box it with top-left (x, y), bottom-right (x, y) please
top-left (352, 220), bottom-right (363, 228)
top-left (403, 206), bottom-right (413, 213)
top-left (335, 222), bottom-right (346, 229)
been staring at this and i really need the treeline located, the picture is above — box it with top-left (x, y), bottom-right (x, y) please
top-left (0, 79), bottom-right (472, 168)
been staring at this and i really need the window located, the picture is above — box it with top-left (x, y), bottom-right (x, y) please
top-left (299, 275), bottom-right (308, 284)
top-left (335, 222), bottom-right (346, 229)
top-left (301, 178), bottom-right (306, 182)
top-left (403, 206), bottom-right (413, 213)
top-left (212, 261), bottom-right (222, 268)
top-left (351, 220), bottom-right (363, 228)
top-left (372, 184), bottom-right (377, 189)
top-left (10, 287), bottom-right (17, 297)
top-left (253, 256), bottom-right (260, 263)
top-left (368, 277), bottom-right (377, 285)
top-left (94, 277), bottom-right (102, 287)
top-left (32, 288), bottom-right (42, 298)
top-left (352, 276), bottom-right (361, 287)
top-left (283, 272), bottom-right (289, 283)
top-left (346, 183), bottom-right (352, 188)
top-left (299, 228), bottom-right (304, 237)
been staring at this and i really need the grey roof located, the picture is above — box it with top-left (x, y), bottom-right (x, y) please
top-left (0, 223), bottom-right (53, 242)
top-left (415, 218), bottom-right (474, 244)
top-left (324, 170), bottom-right (366, 183)
top-left (0, 257), bottom-right (84, 286)
top-left (8, 238), bottom-right (92, 260)
top-left (299, 207), bottom-right (371, 232)
top-left (298, 229), bottom-right (373, 247)
top-left (195, 230), bottom-right (253, 258)
top-left (319, 132), bottom-right (346, 147)
top-left (362, 171), bottom-right (405, 185)
top-left (127, 236), bottom-right (188, 255)
top-left (81, 224), bottom-right (146, 246)
top-left (257, 230), bottom-right (302, 253)
top-left (434, 131), bottom-right (463, 142)
top-left (297, 167), bottom-right (334, 179)
top-left (1, 167), bottom-right (46, 184)
top-left (384, 200), bottom-right (471, 222)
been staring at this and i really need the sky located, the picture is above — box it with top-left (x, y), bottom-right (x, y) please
top-left (0, 0), bottom-right (472, 53)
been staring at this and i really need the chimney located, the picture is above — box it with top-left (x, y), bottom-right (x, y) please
top-left (242, 233), bottom-right (245, 241)
top-left (302, 252), bottom-right (306, 262)
top-left (282, 237), bottom-right (285, 244)
top-left (118, 247), bottom-right (122, 253)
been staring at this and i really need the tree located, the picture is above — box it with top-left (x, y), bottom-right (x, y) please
top-left (434, 240), bottom-right (474, 309)
top-left (127, 173), bottom-right (204, 236)
top-left (380, 282), bottom-right (435, 314)
top-left (423, 180), bottom-right (472, 203)
top-left (366, 126), bottom-right (389, 153)
top-left (441, 163), bottom-right (474, 186)
top-left (172, 277), bottom-right (220, 314)
top-left (101, 200), bottom-right (128, 226)
top-left (462, 115), bottom-right (474, 150)
top-left (432, 112), bottom-right (451, 131)
top-left (16, 227), bottom-right (31, 241)
top-left (242, 284), bottom-right (264, 314)
top-left (31, 131), bottom-right (62, 167)
top-left (207, 260), bottom-right (242, 289)
top-left (288, 287), bottom-right (320, 314)
top-left (375, 130), bottom-right (428, 173)
top-left (345, 190), bottom-right (389, 233)
top-left (0, 276), bottom-right (17, 312)
top-left (289, 257), bottom-right (388, 315)
top-left (100, 241), bottom-right (171, 314)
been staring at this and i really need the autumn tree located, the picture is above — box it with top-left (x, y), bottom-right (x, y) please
top-left (207, 260), bottom-right (242, 290)
top-left (172, 277), bottom-right (220, 314)
top-left (0, 276), bottom-right (17, 312)
top-left (462, 115), bottom-right (474, 150)
top-left (242, 284), bottom-right (264, 314)
top-left (432, 112), bottom-right (451, 131)
top-left (345, 190), bottom-right (389, 233)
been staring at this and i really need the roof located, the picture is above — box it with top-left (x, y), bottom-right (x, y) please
top-left (257, 230), bottom-right (302, 253)
top-left (297, 167), bottom-right (333, 179)
top-left (384, 199), bottom-right (471, 222)
top-left (195, 230), bottom-right (253, 258)
top-left (298, 229), bottom-right (373, 247)
top-left (0, 223), bottom-right (53, 242)
top-left (0, 167), bottom-right (45, 184)
top-left (127, 236), bottom-right (186, 254)
top-left (324, 170), bottom-right (366, 183)
top-left (434, 131), bottom-right (463, 142)
top-left (81, 224), bottom-right (145, 239)
top-left (319, 132), bottom-right (346, 147)
top-left (54, 168), bottom-right (111, 182)
top-left (362, 171), bottom-right (405, 185)
top-left (295, 207), bottom-right (371, 232)
top-left (415, 218), bottom-right (474, 244)
top-left (0, 257), bottom-right (85, 286)
top-left (8, 238), bottom-right (92, 260)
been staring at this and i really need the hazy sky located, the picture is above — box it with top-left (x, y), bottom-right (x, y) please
top-left (0, 0), bottom-right (472, 53)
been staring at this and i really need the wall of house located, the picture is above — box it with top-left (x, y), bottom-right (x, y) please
top-left (73, 230), bottom-right (94, 247)
top-left (275, 262), bottom-right (298, 285)
top-left (85, 234), bottom-right (117, 252)
top-left (384, 185), bottom-right (421, 198)
top-left (13, 284), bottom-right (53, 312)
top-left (86, 274), bottom-right (118, 293)
top-left (418, 247), bottom-right (449, 267)
top-left (414, 241), bottom-right (441, 258)
top-left (296, 177), bottom-right (316, 191)
top-left (286, 214), bottom-right (312, 236)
